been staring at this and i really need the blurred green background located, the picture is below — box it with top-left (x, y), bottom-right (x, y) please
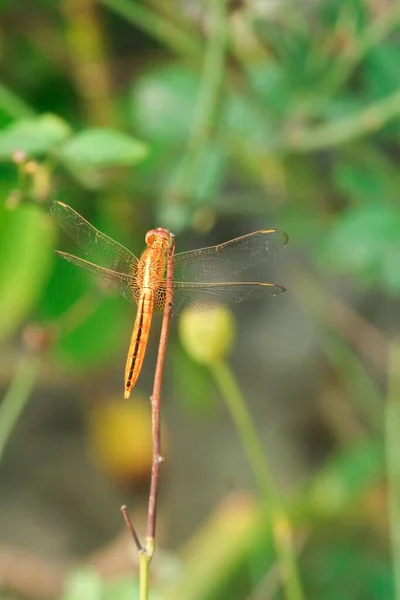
top-left (0, 0), bottom-right (400, 599)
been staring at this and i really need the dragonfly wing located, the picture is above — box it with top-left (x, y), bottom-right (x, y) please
top-left (173, 229), bottom-right (288, 282)
top-left (166, 281), bottom-right (286, 315)
top-left (50, 201), bottom-right (138, 275)
top-left (57, 252), bottom-right (138, 305)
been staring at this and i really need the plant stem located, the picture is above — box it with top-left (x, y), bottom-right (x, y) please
top-left (99, 0), bottom-right (202, 62)
top-left (0, 355), bottom-right (40, 464)
top-left (164, 0), bottom-right (227, 206)
top-left (385, 340), bottom-right (400, 598)
top-left (210, 360), bottom-right (304, 600)
top-left (146, 237), bottom-right (175, 548)
top-left (61, 0), bottom-right (117, 127)
top-left (285, 87), bottom-right (400, 152)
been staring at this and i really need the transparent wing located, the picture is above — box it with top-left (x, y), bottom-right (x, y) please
top-left (154, 281), bottom-right (286, 315)
top-left (50, 201), bottom-right (138, 275)
top-left (56, 251), bottom-right (139, 305)
top-left (173, 229), bottom-right (288, 282)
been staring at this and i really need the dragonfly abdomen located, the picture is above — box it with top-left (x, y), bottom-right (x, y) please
top-left (124, 289), bottom-right (155, 399)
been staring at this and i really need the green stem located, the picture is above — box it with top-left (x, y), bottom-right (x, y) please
top-left (385, 340), bottom-right (400, 598)
top-left (164, 0), bottom-right (227, 206)
top-left (0, 82), bottom-right (35, 119)
top-left (0, 355), bottom-right (40, 464)
top-left (186, 0), bottom-right (227, 156)
top-left (210, 360), bottom-right (304, 600)
top-left (99, 0), bottom-right (202, 62)
top-left (286, 87), bottom-right (400, 152)
top-left (139, 552), bottom-right (150, 600)
top-left (61, 0), bottom-right (117, 127)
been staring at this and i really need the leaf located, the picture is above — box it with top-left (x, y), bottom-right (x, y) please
top-left (62, 568), bottom-right (103, 600)
top-left (364, 44), bottom-right (400, 100)
top-left (130, 65), bottom-right (200, 144)
top-left (60, 128), bottom-right (148, 168)
top-left (0, 113), bottom-right (71, 160)
top-left (0, 204), bottom-right (55, 341)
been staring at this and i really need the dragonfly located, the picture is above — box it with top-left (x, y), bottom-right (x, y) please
top-left (51, 201), bottom-right (288, 399)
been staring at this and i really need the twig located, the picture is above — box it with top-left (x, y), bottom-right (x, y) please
top-left (120, 234), bottom-right (175, 600)
top-left (385, 340), bottom-right (400, 598)
top-left (285, 87), bottom-right (400, 152)
top-left (120, 505), bottom-right (143, 554)
top-left (146, 235), bottom-right (175, 550)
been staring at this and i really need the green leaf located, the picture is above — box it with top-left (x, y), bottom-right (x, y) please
top-left (0, 204), bottom-right (55, 340)
top-left (365, 44), bottom-right (400, 100)
top-left (0, 113), bottom-right (71, 160)
top-left (60, 128), bottom-right (148, 168)
top-left (62, 568), bottom-right (103, 600)
top-left (61, 128), bottom-right (147, 169)
top-left (130, 65), bottom-right (200, 144)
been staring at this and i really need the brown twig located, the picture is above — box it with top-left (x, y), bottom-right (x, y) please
top-left (120, 505), bottom-right (143, 554)
top-left (119, 234), bottom-right (175, 600)
top-left (146, 235), bottom-right (175, 553)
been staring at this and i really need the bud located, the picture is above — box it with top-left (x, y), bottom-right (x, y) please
top-left (179, 307), bottom-right (236, 366)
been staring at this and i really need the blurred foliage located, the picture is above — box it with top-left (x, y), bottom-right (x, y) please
top-left (0, 0), bottom-right (400, 598)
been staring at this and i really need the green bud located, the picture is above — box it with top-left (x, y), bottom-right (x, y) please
top-left (179, 307), bottom-right (236, 366)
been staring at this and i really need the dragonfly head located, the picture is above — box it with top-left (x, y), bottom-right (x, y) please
top-left (145, 227), bottom-right (174, 249)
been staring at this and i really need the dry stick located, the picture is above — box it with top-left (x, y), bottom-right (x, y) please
top-left (146, 236), bottom-right (175, 554)
top-left (120, 505), bottom-right (143, 554)
top-left (120, 237), bottom-right (175, 599)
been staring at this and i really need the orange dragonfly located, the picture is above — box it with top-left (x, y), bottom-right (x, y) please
top-left (51, 201), bottom-right (287, 399)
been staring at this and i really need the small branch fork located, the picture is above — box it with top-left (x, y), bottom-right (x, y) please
top-left (121, 235), bottom-right (175, 598)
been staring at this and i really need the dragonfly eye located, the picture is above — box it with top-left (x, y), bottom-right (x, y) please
top-left (145, 227), bottom-right (174, 249)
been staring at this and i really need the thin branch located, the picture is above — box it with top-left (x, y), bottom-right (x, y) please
top-left (120, 505), bottom-right (143, 554)
top-left (285, 87), bottom-right (400, 152)
top-left (146, 236), bottom-right (175, 550)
